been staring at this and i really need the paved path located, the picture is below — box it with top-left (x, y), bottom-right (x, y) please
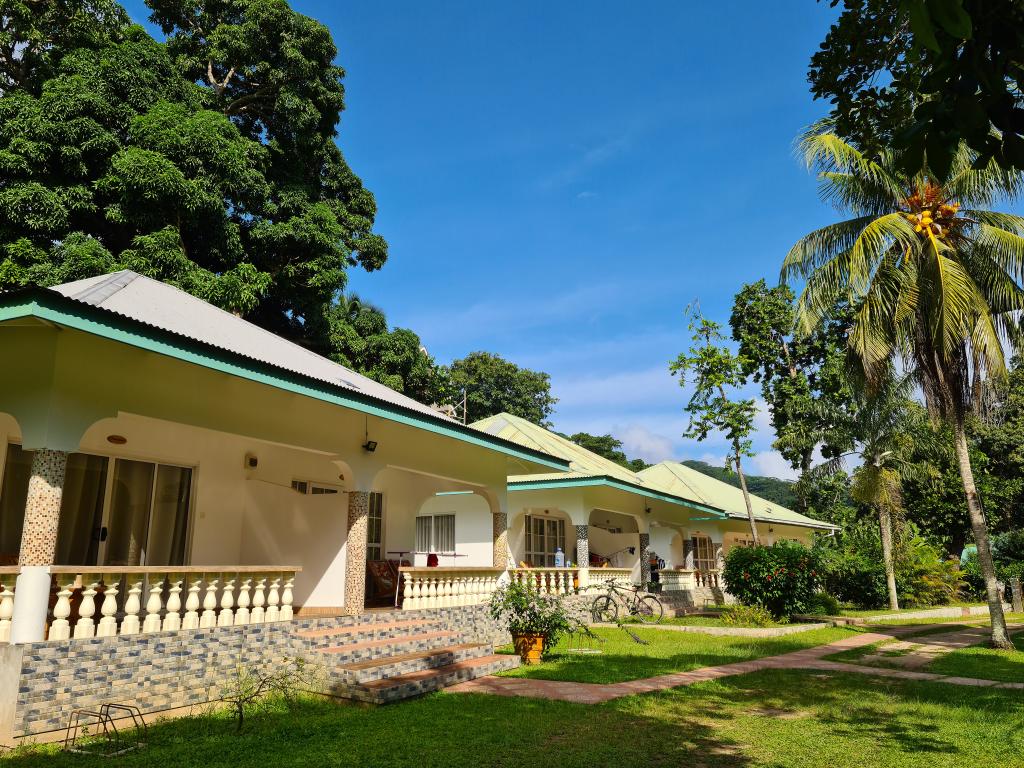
top-left (856, 625), bottom-right (1001, 670)
top-left (447, 625), bottom-right (1021, 703)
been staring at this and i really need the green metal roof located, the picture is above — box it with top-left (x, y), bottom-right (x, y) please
top-left (638, 462), bottom-right (839, 531)
top-left (472, 413), bottom-right (838, 532)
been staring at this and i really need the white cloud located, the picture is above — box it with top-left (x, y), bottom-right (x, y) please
top-left (539, 135), bottom-right (631, 190)
top-left (552, 366), bottom-right (679, 410)
top-left (615, 424), bottom-right (676, 464)
top-left (576, 190), bottom-right (597, 199)
top-left (750, 451), bottom-right (798, 481)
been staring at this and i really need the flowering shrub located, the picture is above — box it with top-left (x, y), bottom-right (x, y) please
top-left (722, 541), bottom-right (822, 619)
top-left (488, 580), bottom-right (573, 651)
top-left (719, 604), bottom-right (778, 627)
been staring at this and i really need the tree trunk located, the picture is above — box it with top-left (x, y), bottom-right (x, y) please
top-left (878, 504), bottom-right (899, 611)
top-left (951, 419), bottom-right (1012, 648)
top-left (734, 449), bottom-right (761, 545)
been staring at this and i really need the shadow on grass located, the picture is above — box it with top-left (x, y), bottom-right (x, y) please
top-left (611, 668), bottom-right (1024, 761)
top-left (0, 691), bottom-right (754, 768)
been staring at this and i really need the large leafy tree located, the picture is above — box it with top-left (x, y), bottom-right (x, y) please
top-left (321, 293), bottom-right (441, 402)
top-left (730, 280), bottom-right (856, 510)
top-left (671, 311), bottom-right (761, 543)
top-left (810, 0), bottom-right (1024, 177)
top-left (0, 0), bottom-right (385, 353)
top-left (447, 352), bottom-right (557, 426)
top-left (782, 129), bottom-right (1024, 647)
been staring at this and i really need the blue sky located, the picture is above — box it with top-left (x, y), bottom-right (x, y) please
top-left (123, 1), bottom-right (845, 479)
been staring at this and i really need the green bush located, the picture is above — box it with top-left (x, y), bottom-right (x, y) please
top-left (720, 604), bottom-right (779, 627)
top-left (897, 536), bottom-right (965, 607)
top-left (806, 591), bottom-right (842, 616)
top-left (722, 541), bottom-right (822, 619)
top-left (488, 581), bottom-right (574, 652)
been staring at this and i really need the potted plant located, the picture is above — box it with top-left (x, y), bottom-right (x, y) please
top-left (488, 580), bottom-right (572, 664)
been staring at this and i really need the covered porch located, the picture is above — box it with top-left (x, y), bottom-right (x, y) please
top-left (0, 274), bottom-right (568, 645)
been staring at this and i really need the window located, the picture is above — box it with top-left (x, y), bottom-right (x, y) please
top-left (524, 514), bottom-right (566, 567)
top-left (693, 536), bottom-right (718, 572)
top-left (291, 480), bottom-right (339, 495)
top-left (366, 492), bottom-right (384, 561)
top-left (415, 514), bottom-right (455, 554)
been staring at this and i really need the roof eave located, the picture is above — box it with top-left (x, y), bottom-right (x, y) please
top-left (508, 475), bottom-right (729, 518)
top-left (0, 289), bottom-right (571, 472)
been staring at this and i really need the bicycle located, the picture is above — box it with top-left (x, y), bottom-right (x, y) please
top-left (589, 580), bottom-right (664, 624)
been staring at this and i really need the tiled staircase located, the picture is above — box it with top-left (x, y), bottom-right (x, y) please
top-left (292, 614), bottom-right (519, 704)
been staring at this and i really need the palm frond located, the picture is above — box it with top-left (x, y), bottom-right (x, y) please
top-left (781, 217), bottom-right (876, 283)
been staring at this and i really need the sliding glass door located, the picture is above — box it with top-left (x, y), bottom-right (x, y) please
top-left (0, 444), bottom-right (193, 567)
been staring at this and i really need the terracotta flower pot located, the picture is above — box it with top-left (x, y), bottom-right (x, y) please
top-left (512, 633), bottom-right (545, 665)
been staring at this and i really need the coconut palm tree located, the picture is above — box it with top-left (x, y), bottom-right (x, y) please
top-left (782, 131), bottom-right (1024, 648)
top-left (819, 370), bottom-right (918, 611)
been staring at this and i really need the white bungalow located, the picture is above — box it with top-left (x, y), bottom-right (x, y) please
top-left (472, 414), bottom-right (838, 598)
top-left (0, 270), bottom-right (570, 644)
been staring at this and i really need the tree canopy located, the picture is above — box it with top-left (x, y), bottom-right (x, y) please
top-left (564, 432), bottom-right (649, 472)
top-left (810, 0), bottom-right (1024, 178)
top-left (446, 352), bottom-right (557, 425)
top-left (0, 0), bottom-right (386, 352)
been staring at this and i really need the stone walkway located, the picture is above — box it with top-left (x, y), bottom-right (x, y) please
top-left (856, 625), bottom-right (1002, 670)
top-left (447, 625), bottom-right (1022, 703)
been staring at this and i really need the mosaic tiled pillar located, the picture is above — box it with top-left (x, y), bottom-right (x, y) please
top-left (11, 449), bottom-right (68, 643)
top-left (574, 525), bottom-right (589, 566)
top-left (344, 491), bottom-right (370, 615)
top-left (639, 533), bottom-right (651, 587)
top-left (492, 512), bottom-right (508, 570)
top-left (18, 448), bottom-right (69, 566)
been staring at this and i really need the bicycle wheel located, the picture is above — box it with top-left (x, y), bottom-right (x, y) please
top-left (591, 594), bottom-right (618, 623)
top-left (634, 594), bottom-right (664, 624)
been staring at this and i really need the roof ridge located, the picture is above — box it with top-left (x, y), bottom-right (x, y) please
top-left (66, 269), bottom-right (139, 305)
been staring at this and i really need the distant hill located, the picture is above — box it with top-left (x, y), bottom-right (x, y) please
top-left (680, 460), bottom-right (798, 509)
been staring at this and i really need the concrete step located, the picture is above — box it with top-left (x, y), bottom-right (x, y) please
top-left (335, 642), bottom-right (492, 684)
top-left (315, 630), bottom-right (461, 663)
top-left (337, 654), bottom-right (521, 704)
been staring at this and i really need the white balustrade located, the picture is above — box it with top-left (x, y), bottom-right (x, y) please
top-left (30, 567), bottom-right (301, 643)
top-left (509, 568), bottom-right (579, 596)
top-left (0, 571), bottom-right (18, 643)
top-left (695, 570), bottom-right (721, 589)
top-left (587, 567), bottom-right (634, 587)
top-left (399, 567), bottom-right (502, 610)
top-left (659, 569), bottom-right (697, 592)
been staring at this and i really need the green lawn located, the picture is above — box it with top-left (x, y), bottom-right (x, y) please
top-left (824, 619), bottom-right (1024, 679)
top-left (928, 632), bottom-right (1024, 683)
top-left (4, 670), bottom-right (1022, 768)
top-left (496, 625), bottom-right (860, 684)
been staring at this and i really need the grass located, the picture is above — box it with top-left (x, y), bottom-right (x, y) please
top-left (4, 670), bottom-right (1023, 767)
top-left (928, 631), bottom-right (1024, 683)
top-left (496, 625), bottom-right (860, 684)
top-left (824, 618), bottom-right (1024, 677)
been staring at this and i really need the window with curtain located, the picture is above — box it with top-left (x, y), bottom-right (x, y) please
top-left (415, 514), bottom-right (455, 554)
top-left (524, 515), bottom-right (565, 567)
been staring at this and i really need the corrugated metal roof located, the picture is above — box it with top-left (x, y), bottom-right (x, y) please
top-left (638, 462), bottom-right (838, 530)
top-left (52, 270), bottom-right (446, 420)
top-left (472, 413), bottom-right (837, 531)
top-left (472, 413), bottom-right (643, 483)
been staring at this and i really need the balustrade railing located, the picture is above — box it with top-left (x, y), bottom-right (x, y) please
top-left (44, 566), bottom-right (301, 641)
top-left (509, 568), bottom-right (577, 595)
top-left (0, 567), bottom-right (18, 643)
top-left (587, 567), bottom-right (634, 587)
top-left (399, 567), bottom-right (502, 610)
top-left (695, 570), bottom-right (721, 589)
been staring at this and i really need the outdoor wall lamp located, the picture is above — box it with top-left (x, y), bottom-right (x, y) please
top-left (362, 440), bottom-right (378, 453)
